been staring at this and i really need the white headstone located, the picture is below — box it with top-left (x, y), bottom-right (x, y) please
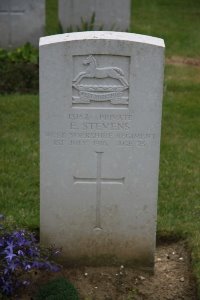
top-left (40, 32), bottom-right (165, 270)
top-left (0, 0), bottom-right (45, 48)
top-left (59, 0), bottom-right (131, 32)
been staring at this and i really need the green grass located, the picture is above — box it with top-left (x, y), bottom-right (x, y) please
top-left (158, 65), bottom-right (200, 235)
top-left (46, 0), bottom-right (59, 36)
top-left (0, 95), bottom-right (39, 229)
top-left (158, 65), bottom-right (200, 292)
top-left (132, 0), bottom-right (200, 57)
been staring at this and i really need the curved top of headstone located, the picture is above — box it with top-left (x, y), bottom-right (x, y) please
top-left (40, 31), bottom-right (165, 48)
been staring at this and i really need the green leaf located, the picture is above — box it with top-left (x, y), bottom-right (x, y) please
top-left (34, 277), bottom-right (80, 300)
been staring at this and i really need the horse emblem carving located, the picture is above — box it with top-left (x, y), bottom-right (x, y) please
top-left (72, 55), bottom-right (129, 106)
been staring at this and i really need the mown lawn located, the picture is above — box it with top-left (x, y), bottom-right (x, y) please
top-left (133, 0), bottom-right (200, 57)
top-left (159, 64), bottom-right (200, 284)
top-left (1, 0), bottom-right (200, 297)
top-left (0, 95), bottom-right (39, 229)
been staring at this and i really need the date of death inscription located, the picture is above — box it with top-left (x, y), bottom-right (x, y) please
top-left (45, 113), bottom-right (156, 148)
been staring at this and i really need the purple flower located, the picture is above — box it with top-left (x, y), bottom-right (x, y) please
top-left (7, 261), bottom-right (18, 272)
top-left (0, 224), bottom-right (61, 296)
top-left (5, 251), bottom-right (17, 261)
top-left (32, 261), bottom-right (41, 268)
top-left (2, 283), bottom-right (12, 295)
top-left (0, 237), bottom-right (5, 247)
top-left (24, 264), bottom-right (31, 271)
top-left (1, 277), bottom-right (13, 295)
top-left (5, 241), bottom-right (14, 252)
top-left (17, 249), bottom-right (24, 256)
top-left (27, 246), bottom-right (39, 256)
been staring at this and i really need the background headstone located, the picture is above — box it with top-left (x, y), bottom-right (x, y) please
top-left (0, 0), bottom-right (45, 48)
top-left (59, 0), bottom-right (131, 32)
top-left (40, 32), bottom-right (165, 270)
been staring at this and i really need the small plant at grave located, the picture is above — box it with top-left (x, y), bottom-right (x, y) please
top-left (59, 12), bottom-right (104, 34)
top-left (0, 215), bottom-right (61, 296)
top-left (0, 43), bottom-right (39, 94)
top-left (0, 43), bottom-right (38, 64)
top-left (126, 287), bottom-right (140, 299)
top-left (34, 277), bottom-right (80, 300)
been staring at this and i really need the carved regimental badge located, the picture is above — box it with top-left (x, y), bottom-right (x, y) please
top-left (72, 55), bottom-right (129, 107)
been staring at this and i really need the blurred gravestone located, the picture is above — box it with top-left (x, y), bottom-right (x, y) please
top-left (59, 0), bottom-right (131, 31)
top-left (0, 0), bottom-right (45, 48)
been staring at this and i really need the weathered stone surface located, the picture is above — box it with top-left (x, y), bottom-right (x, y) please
top-left (59, 0), bottom-right (131, 31)
top-left (0, 0), bottom-right (45, 48)
top-left (40, 32), bottom-right (165, 269)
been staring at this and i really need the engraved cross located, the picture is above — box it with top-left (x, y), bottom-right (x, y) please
top-left (73, 152), bottom-right (125, 230)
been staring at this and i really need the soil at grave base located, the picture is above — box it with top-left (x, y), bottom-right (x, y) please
top-left (13, 241), bottom-right (197, 300)
top-left (166, 56), bottom-right (200, 67)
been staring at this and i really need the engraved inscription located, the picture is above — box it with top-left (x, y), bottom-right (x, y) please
top-left (0, 9), bottom-right (25, 15)
top-left (45, 112), bottom-right (156, 147)
top-left (72, 55), bottom-right (129, 107)
top-left (0, 6), bottom-right (25, 15)
top-left (73, 152), bottom-right (125, 230)
top-left (0, 0), bottom-right (25, 16)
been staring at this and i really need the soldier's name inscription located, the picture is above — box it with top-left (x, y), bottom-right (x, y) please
top-left (45, 112), bottom-right (156, 147)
